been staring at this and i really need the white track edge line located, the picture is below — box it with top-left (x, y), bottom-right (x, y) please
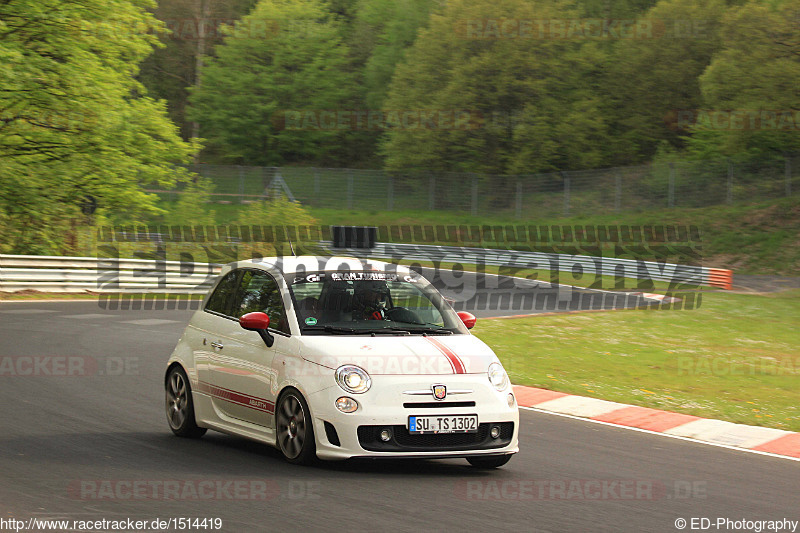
top-left (519, 406), bottom-right (800, 463)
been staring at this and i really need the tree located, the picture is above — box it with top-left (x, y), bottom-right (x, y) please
top-left (187, 0), bottom-right (355, 166)
top-left (380, 0), bottom-right (609, 175)
top-left (137, 0), bottom-right (258, 142)
top-left (604, 0), bottom-right (727, 164)
top-left (0, 0), bottom-right (197, 254)
top-left (687, 0), bottom-right (800, 158)
top-left (352, 0), bottom-right (436, 109)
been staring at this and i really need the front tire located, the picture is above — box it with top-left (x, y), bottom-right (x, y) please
top-left (275, 389), bottom-right (316, 465)
top-left (165, 366), bottom-right (206, 438)
top-left (467, 454), bottom-right (512, 469)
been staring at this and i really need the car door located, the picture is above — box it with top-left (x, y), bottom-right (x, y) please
top-left (191, 269), bottom-right (240, 398)
top-left (206, 269), bottom-right (290, 428)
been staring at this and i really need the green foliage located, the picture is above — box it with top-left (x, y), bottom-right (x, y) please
top-left (187, 0), bottom-right (356, 166)
top-left (166, 179), bottom-right (218, 226)
top-left (0, 0), bottom-right (197, 254)
top-left (235, 196), bottom-right (318, 227)
top-left (604, 0), bottom-right (727, 164)
top-left (235, 196), bottom-right (318, 256)
top-left (352, 0), bottom-right (435, 109)
top-left (137, 0), bottom-right (259, 139)
top-left (381, 0), bottom-right (609, 175)
top-left (686, 0), bottom-right (800, 158)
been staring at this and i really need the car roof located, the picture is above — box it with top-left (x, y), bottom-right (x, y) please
top-left (223, 256), bottom-right (415, 277)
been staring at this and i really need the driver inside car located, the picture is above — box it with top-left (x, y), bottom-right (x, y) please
top-left (352, 280), bottom-right (391, 320)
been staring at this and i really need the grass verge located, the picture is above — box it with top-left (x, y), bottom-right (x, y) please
top-left (146, 196), bottom-right (799, 275)
top-left (473, 289), bottom-right (800, 432)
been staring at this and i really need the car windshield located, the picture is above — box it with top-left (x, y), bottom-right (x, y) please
top-left (288, 271), bottom-right (467, 335)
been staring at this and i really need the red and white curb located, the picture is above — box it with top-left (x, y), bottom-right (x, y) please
top-left (513, 385), bottom-right (800, 460)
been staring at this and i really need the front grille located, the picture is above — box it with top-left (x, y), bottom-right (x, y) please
top-left (402, 401), bottom-right (476, 409)
top-left (357, 422), bottom-right (514, 452)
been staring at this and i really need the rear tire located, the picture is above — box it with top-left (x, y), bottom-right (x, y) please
top-left (165, 366), bottom-right (206, 438)
top-left (467, 454), bottom-right (512, 469)
top-left (276, 389), bottom-right (317, 465)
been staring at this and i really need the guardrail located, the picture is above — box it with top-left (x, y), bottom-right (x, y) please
top-left (0, 247), bottom-right (733, 293)
top-left (0, 254), bottom-right (221, 293)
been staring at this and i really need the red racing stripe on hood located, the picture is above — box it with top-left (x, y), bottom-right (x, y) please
top-left (426, 336), bottom-right (466, 374)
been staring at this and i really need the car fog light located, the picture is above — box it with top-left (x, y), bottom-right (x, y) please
top-left (507, 393), bottom-right (515, 407)
top-left (490, 425), bottom-right (501, 439)
top-left (335, 397), bottom-right (359, 413)
top-left (380, 429), bottom-right (392, 442)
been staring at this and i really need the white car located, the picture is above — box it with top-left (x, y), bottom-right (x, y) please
top-left (164, 256), bottom-right (519, 467)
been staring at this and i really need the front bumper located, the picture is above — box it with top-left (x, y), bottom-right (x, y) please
top-left (307, 373), bottom-right (520, 461)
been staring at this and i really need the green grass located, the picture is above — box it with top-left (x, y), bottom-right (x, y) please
top-left (473, 289), bottom-right (800, 431)
top-left (149, 196), bottom-right (800, 275)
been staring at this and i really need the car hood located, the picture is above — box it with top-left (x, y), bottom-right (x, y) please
top-left (299, 334), bottom-right (498, 375)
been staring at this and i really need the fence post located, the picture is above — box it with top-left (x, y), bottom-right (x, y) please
top-left (238, 165), bottom-right (245, 204)
top-left (786, 155), bottom-right (792, 197)
top-left (429, 175), bottom-right (435, 210)
top-left (471, 175), bottom-right (478, 216)
top-left (347, 171), bottom-right (354, 210)
top-left (615, 171), bottom-right (621, 212)
top-left (562, 172), bottom-right (570, 217)
top-left (727, 159), bottom-right (733, 204)
top-left (261, 167), bottom-right (276, 200)
top-left (516, 181), bottom-right (522, 219)
top-left (387, 174), bottom-right (394, 211)
top-left (313, 169), bottom-right (320, 204)
top-left (668, 162), bottom-right (675, 208)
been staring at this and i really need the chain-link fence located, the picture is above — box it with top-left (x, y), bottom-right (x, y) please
top-left (146, 154), bottom-right (799, 218)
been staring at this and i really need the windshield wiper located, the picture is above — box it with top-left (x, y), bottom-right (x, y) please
top-left (301, 325), bottom-right (411, 335)
top-left (302, 325), bottom-right (361, 334)
top-left (382, 326), bottom-right (453, 335)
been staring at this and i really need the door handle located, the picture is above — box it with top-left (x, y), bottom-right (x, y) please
top-left (210, 341), bottom-right (224, 350)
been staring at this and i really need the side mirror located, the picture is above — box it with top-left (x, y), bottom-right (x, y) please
top-left (457, 311), bottom-right (477, 329)
top-left (240, 312), bottom-right (274, 347)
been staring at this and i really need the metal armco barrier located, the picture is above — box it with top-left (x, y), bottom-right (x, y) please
top-left (1, 246), bottom-right (733, 292)
top-left (0, 255), bottom-right (221, 293)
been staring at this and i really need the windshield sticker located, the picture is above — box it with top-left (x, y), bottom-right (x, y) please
top-left (305, 317), bottom-right (318, 326)
top-left (292, 272), bottom-right (418, 284)
top-left (331, 272), bottom-right (405, 282)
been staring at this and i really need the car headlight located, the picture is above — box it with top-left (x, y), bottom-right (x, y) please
top-left (335, 365), bottom-right (371, 394)
top-left (488, 362), bottom-right (509, 391)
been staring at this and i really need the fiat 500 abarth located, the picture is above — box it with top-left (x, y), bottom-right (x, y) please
top-left (165, 256), bottom-right (519, 467)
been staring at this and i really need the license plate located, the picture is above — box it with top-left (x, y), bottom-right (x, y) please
top-left (408, 415), bottom-right (478, 434)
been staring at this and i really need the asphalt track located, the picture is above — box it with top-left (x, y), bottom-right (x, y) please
top-left (0, 286), bottom-right (796, 532)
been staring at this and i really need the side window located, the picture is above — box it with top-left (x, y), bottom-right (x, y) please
top-left (204, 270), bottom-right (240, 317)
top-left (236, 270), bottom-right (290, 335)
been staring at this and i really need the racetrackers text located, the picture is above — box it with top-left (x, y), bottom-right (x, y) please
top-left (675, 518), bottom-right (798, 532)
top-left (0, 517), bottom-right (222, 532)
